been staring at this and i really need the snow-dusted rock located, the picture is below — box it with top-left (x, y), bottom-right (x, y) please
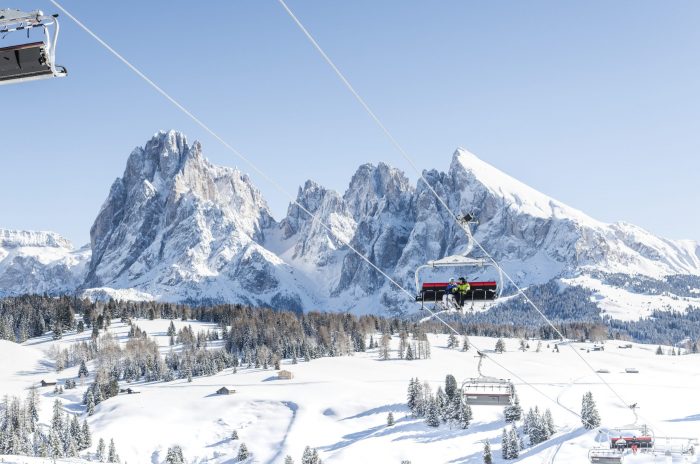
top-left (2, 132), bottom-right (698, 318)
top-left (0, 230), bottom-right (89, 296)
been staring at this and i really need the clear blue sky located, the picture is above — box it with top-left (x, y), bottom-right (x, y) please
top-left (2, 1), bottom-right (698, 246)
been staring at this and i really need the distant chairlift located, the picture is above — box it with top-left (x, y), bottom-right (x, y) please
top-left (588, 448), bottom-right (623, 464)
top-left (415, 214), bottom-right (503, 312)
top-left (461, 351), bottom-right (514, 406)
top-left (0, 9), bottom-right (67, 85)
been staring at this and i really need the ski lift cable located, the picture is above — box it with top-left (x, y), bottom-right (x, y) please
top-left (46, 0), bottom-right (598, 429)
top-left (276, 0), bottom-right (653, 429)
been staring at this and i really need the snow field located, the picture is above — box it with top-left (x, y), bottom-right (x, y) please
top-left (0, 319), bottom-right (698, 463)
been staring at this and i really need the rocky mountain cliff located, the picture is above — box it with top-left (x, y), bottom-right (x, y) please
top-left (1, 131), bottom-right (699, 317)
top-left (0, 230), bottom-right (89, 296)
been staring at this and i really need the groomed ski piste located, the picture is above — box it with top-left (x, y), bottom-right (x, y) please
top-left (1, 318), bottom-right (698, 463)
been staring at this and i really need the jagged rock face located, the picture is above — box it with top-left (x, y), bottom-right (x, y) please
top-left (2, 132), bottom-right (699, 318)
top-left (83, 130), bottom-right (305, 310)
top-left (279, 180), bottom-right (355, 266)
top-left (333, 164), bottom-right (415, 295)
top-left (0, 230), bottom-right (89, 296)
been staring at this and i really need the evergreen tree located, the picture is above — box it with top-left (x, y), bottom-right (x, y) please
top-left (86, 390), bottom-right (95, 416)
top-left (544, 409), bottom-right (555, 436)
top-left (387, 412), bottom-right (395, 426)
top-left (447, 333), bottom-right (458, 349)
top-left (495, 338), bottom-right (506, 353)
top-left (26, 386), bottom-right (40, 430)
top-left (508, 425), bottom-right (520, 458)
top-left (501, 428), bottom-right (510, 459)
top-left (405, 343), bottom-right (414, 360)
top-left (656, 345), bottom-right (663, 355)
top-left (237, 442), bottom-right (250, 461)
top-left (96, 437), bottom-right (106, 462)
top-left (49, 430), bottom-right (63, 459)
top-left (302, 446), bottom-right (322, 464)
top-left (462, 336), bottom-right (470, 351)
top-left (52, 318), bottom-right (63, 340)
top-left (166, 445), bottom-right (185, 464)
top-left (231, 429), bottom-right (239, 440)
top-left (504, 394), bottom-right (522, 423)
top-left (581, 391), bottom-right (601, 429)
top-left (483, 441), bottom-right (492, 464)
top-left (51, 399), bottom-right (64, 432)
top-left (108, 438), bottom-right (119, 463)
top-left (523, 407), bottom-right (535, 436)
top-left (407, 378), bottom-right (418, 415)
top-left (79, 359), bottom-right (89, 378)
top-left (285, 456), bottom-right (294, 464)
top-left (458, 401), bottom-right (472, 429)
top-left (444, 374), bottom-right (458, 401)
top-left (425, 398), bottom-right (440, 427)
top-left (80, 419), bottom-right (92, 450)
top-left (435, 386), bottom-right (448, 422)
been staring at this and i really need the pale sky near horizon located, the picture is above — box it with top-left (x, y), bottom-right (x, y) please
top-left (1, 1), bottom-right (698, 246)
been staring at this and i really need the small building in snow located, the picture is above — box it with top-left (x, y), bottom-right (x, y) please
top-left (40, 380), bottom-right (57, 387)
top-left (278, 370), bottom-right (294, 380)
top-left (119, 388), bottom-right (140, 395)
top-left (216, 386), bottom-right (236, 395)
top-left (625, 368), bottom-right (639, 374)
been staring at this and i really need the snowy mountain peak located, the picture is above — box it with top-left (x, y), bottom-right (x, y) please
top-left (0, 229), bottom-right (73, 249)
top-left (450, 147), bottom-right (596, 225)
top-left (343, 162), bottom-right (414, 219)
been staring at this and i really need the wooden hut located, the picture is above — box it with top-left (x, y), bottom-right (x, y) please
top-left (216, 386), bottom-right (236, 395)
top-left (278, 370), bottom-right (294, 380)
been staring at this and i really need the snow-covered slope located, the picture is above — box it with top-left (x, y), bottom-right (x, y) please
top-left (0, 230), bottom-right (89, 296)
top-left (2, 132), bottom-right (699, 319)
top-left (3, 319), bottom-right (699, 463)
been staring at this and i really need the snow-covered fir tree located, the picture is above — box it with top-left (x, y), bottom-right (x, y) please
top-left (504, 393), bottom-right (522, 423)
top-left (444, 375), bottom-right (458, 401)
top-left (508, 425), bottom-right (520, 458)
top-left (581, 391), bottom-right (601, 429)
top-left (447, 333), bottom-right (458, 349)
top-left (237, 442), bottom-right (250, 461)
top-left (78, 359), bottom-right (89, 379)
top-left (301, 446), bottom-right (322, 464)
top-left (387, 412), bottom-right (395, 426)
top-left (544, 409), bottom-right (555, 436)
top-left (107, 438), bottom-right (119, 463)
top-left (495, 338), bottom-right (506, 353)
top-left (425, 398), bottom-right (440, 427)
top-left (501, 428), bottom-right (510, 459)
top-left (96, 437), bottom-right (105, 461)
top-left (483, 441), bottom-right (492, 464)
top-left (166, 445), bottom-right (185, 464)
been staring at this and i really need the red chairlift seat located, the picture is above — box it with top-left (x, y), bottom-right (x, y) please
top-left (415, 281), bottom-right (498, 303)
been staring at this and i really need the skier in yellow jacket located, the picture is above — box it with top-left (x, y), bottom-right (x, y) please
top-left (453, 277), bottom-right (471, 305)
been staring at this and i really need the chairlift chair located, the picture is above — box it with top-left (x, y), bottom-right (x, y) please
top-left (415, 214), bottom-right (504, 312)
top-left (461, 351), bottom-right (514, 406)
top-left (0, 9), bottom-right (67, 85)
top-left (588, 448), bottom-right (623, 464)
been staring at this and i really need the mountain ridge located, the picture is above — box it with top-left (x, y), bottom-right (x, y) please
top-left (1, 130), bottom-right (698, 318)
